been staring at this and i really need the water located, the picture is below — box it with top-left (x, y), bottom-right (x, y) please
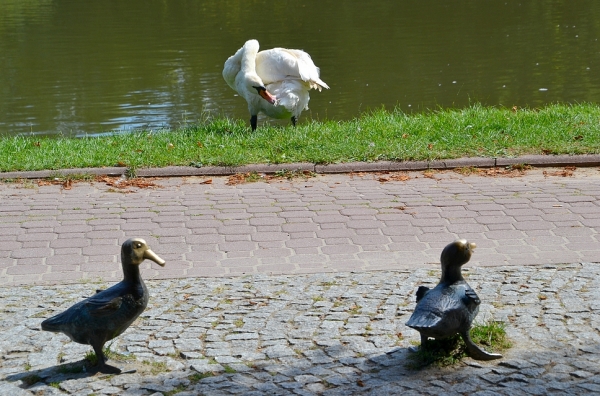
top-left (1, 0), bottom-right (600, 137)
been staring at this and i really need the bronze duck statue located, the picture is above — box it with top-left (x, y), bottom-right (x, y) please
top-left (41, 238), bottom-right (165, 373)
top-left (405, 239), bottom-right (502, 361)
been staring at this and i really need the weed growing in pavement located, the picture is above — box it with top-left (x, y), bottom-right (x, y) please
top-left (406, 321), bottom-right (510, 369)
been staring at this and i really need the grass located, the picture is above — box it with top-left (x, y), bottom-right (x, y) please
top-left (143, 360), bottom-right (169, 375)
top-left (2, 103), bottom-right (600, 173)
top-left (84, 346), bottom-right (136, 366)
top-left (21, 374), bottom-right (42, 386)
top-left (189, 372), bottom-right (214, 383)
top-left (406, 321), bottom-right (511, 370)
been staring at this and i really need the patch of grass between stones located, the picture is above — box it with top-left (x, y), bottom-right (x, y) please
top-left (406, 321), bottom-right (511, 369)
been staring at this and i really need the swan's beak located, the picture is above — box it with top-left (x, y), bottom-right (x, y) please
top-left (257, 87), bottom-right (277, 105)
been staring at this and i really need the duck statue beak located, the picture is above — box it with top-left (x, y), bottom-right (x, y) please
top-left (468, 242), bottom-right (477, 251)
top-left (144, 249), bottom-right (166, 267)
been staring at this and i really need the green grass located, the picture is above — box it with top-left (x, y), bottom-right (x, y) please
top-left (188, 372), bottom-right (214, 383)
top-left (21, 374), bottom-right (42, 386)
top-left (84, 346), bottom-right (136, 366)
top-left (2, 103), bottom-right (599, 173)
top-left (406, 321), bottom-right (511, 370)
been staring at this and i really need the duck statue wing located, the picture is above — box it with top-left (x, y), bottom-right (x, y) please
top-left (85, 296), bottom-right (124, 316)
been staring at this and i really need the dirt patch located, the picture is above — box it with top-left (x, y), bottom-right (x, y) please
top-left (453, 165), bottom-right (534, 177)
top-left (35, 175), bottom-right (161, 191)
top-left (226, 170), bottom-right (317, 186)
top-left (543, 166), bottom-right (576, 177)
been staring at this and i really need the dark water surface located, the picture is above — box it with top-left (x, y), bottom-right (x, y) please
top-left (1, 0), bottom-right (600, 136)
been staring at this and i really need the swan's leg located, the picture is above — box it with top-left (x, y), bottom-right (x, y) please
top-left (250, 115), bottom-right (258, 131)
top-left (291, 116), bottom-right (297, 127)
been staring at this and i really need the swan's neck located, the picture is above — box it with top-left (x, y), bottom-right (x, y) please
top-left (241, 43), bottom-right (259, 73)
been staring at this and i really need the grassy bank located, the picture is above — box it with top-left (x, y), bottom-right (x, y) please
top-left (2, 103), bottom-right (600, 172)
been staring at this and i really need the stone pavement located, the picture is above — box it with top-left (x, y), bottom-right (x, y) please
top-left (1, 166), bottom-right (600, 395)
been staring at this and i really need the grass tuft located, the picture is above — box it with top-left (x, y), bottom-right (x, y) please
top-left (406, 321), bottom-right (510, 370)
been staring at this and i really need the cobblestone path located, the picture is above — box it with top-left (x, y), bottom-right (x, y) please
top-left (2, 264), bottom-right (599, 395)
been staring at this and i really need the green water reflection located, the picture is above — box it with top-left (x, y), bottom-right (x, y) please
top-left (1, 0), bottom-right (599, 136)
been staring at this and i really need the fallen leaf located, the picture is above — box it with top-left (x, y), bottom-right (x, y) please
top-left (96, 175), bottom-right (158, 189)
top-left (389, 174), bottom-right (410, 182)
top-left (226, 174), bottom-right (247, 186)
top-left (200, 179), bottom-right (213, 184)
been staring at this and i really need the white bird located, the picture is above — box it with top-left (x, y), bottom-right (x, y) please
top-left (223, 39), bottom-right (329, 131)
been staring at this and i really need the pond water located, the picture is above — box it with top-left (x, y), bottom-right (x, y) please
top-left (1, 0), bottom-right (600, 136)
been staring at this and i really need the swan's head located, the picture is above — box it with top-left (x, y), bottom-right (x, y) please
top-left (253, 85), bottom-right (276, 105)
top-left (236, 71), bottom-right (277, 106)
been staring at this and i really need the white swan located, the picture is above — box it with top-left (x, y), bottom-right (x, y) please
top-left (223, 39), bottom-right (329, 130)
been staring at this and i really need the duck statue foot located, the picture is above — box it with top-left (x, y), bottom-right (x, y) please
top-left (92, 344), bottom-right (122, 374)
top-left (460, 330), bottom-right (502, 361)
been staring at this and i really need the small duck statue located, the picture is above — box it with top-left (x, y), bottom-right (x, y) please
top-left (406, 239), bottom-right (502, 361)
top-left (41, 238), bottom-right (165, 373)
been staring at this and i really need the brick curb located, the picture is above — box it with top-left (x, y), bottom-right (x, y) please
top-left (2, 154), bottom-right (600, 179)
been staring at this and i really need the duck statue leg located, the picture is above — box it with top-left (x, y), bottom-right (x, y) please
top-left (92, 342), bottom-right (122, 374)
top-left (460, 330), bottom-right (502, 361)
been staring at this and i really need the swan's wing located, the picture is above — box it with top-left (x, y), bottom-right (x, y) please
top-left (256, 48), bottom-right (329, 91)
top-left (285, 49), bottom-right (330, 90)
top-left (223, 46), bottom-right (244, 91)
top-left (223, 51), bottom-right (242, 90)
